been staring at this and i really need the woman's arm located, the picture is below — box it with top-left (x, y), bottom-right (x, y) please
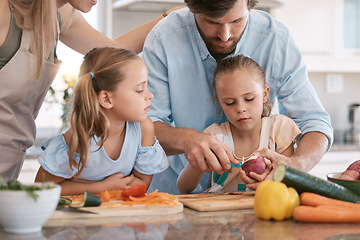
top-left (59, 4), bottom-right (184, 54)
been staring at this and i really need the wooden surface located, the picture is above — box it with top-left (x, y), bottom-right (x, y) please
top-left (177, 192), bottom-right (255, 211)
top-left (50, 201), bottom-right (183, 219)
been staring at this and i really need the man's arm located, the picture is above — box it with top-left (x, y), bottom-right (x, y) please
top-left (154, 121), bottom-right (238, 174)
top-left (289, 131), bottom-right (329, 170)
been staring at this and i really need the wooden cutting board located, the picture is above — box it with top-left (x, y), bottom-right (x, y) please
top-left (177, 192), bottom-right (255, 212)
top-left (50, 200), bottom-right (183, 219)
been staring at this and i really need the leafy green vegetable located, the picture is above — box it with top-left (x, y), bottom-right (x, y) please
top-left (0, 176), bottom-right (55, 201)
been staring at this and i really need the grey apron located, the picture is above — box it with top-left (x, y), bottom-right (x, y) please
top-left (0, 28), bottom-right (61, 182)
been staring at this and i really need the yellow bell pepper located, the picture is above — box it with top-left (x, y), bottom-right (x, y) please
top-left (254, 180), bottom-right (300, 221)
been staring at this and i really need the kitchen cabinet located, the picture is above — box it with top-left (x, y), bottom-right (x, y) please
top-left (274, 0), bottom-right (360, 73)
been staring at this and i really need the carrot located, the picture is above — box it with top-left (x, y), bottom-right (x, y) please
top-left (300, 192), bottom-right (360, 210)
top-left (99, 190), bottom-right (111, 202)
top-left (293, 205), bottom-right (360, 223)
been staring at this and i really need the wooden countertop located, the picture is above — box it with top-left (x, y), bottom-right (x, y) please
top-left (1, 207), bottom-right (359, 239)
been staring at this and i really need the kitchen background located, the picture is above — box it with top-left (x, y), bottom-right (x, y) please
top-left (19, 0), bottom-right (360, 183)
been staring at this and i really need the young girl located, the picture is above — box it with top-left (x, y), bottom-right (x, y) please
top-left (177, 55), bottom-right (301, 194)
top-left (0, 0), bottom-right (181, 182)
top-left (35, 47), bottom-right (168, 196)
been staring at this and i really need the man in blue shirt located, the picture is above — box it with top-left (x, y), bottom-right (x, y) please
top-left (143, 0), bottom-right (333, 194)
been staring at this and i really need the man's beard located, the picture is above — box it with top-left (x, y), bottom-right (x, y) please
top-left (201, 34), bottom-right (240, 61)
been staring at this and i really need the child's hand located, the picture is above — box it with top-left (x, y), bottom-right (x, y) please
top-left (103, 173), bottom-right (134, 190)
top-left (239, 156), bottom-right (273, 190)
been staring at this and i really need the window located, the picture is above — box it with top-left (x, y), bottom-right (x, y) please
top-left (344, 0), bottom-right (360, 49)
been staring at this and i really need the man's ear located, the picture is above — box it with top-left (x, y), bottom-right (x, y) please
top-left (98, 90), bottom-right (112, 109)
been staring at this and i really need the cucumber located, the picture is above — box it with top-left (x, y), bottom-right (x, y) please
top-left (273, 164), bottom-right (360, 203)
top-left (70, 190), bottom-right (102, 208)
top-left (57, 197), bottom-right (72, 209)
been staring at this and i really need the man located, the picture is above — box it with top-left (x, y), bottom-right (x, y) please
top-left (143, 0), bottom-right (333, 194)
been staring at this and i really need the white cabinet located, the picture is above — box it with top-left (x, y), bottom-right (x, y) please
top-left (274, 0), bottom-right (360, 73)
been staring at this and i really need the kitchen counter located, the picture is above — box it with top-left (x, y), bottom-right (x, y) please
top-left (1, 207), bottom-right (360, 240)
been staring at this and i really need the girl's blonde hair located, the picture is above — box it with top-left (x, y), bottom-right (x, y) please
top-left (10, 0), bottom-right (58, 78)
top-left (69, 47), bottom-right (141, 178)
top-left (213, 55), bottom-right (272, 117)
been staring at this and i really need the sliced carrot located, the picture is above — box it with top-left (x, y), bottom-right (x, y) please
top-left (99, 190), bottom-right (111, 202)
top-left (71, 189), bottom-right (179, 208)
top-left (293, 205), bottom-right (360, 223)
top-left (300, 192), bottom-right (360, 209)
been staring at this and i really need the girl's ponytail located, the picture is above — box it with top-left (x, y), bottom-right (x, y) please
top-left (69, 72), bottom-right (109, 178)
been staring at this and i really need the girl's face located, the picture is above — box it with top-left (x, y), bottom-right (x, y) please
top-left (107, 60), bottom-right (153, 123)
top-left (215, 69), bottom-right (269, 133)
top-left (66, 0), bottom-right (97, 13)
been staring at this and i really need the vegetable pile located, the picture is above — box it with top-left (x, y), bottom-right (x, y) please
top-left (339, 160), bottom-right (360, 180)
top-left (254, 164), bottom-right (360, 223)
top-left (293, 192), bottom-right (360, 223)
top-left (67, 184), bottom-right (179, 208)
top-left (0, 177), bottom-right (54, 201)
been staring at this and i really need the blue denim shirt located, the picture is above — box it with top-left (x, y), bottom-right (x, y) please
top-left (143, 8), bottom-right (333, 194)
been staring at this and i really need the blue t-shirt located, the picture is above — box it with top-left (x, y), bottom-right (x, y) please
top-left (143, 8), bottom-right (333, 194)
top-left (38, 121), bottom-right (169, 181)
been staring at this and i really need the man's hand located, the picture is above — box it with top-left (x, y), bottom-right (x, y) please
top-left (184, 132), bottom-right (238, 174)
top-left (154, 121), bottom-right (238, 175)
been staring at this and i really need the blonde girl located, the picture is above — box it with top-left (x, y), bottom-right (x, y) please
top-left (177, 55), bottom-right (301, 193)
top-left (0, 0), bottom-right (180, 182)
top-left (35, 47), bottom-right (168, 195)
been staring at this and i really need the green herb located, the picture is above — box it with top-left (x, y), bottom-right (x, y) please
top-left (0, 176), bottom-right (55, 201)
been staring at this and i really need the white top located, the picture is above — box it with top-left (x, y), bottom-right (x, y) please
top-left (38, 121), bottom-right (169, 181)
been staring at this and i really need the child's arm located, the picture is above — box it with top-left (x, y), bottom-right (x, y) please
top-left (35, 166), bottom-right (66, 184)
top-left (177, 163), bottom-right (204, 194)
top-left (35, 166), bottom-right (134, 195)
top-left (127, 117), bottom-right (156, 190)
top-left (128, 170), bottom-right (152, 190)
top-left (58, 173), bottom-right (135, 196)
top-left (140, 117), bottom-right (156, 147)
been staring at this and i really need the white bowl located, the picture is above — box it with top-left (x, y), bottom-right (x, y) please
top-left (0, 183), bottom-right (61, 234)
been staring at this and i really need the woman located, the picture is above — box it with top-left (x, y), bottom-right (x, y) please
top-left (0, 0), bottom-right (180, 182)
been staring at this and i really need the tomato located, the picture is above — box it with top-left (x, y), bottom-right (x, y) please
top-left (121, 184), bottom-right (147, 199)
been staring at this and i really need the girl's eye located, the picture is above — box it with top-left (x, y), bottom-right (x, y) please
top-left (225, 102), bottom-right (235, 106)
top-left (245, 97), bottom-right (255, 102)
top-left (136, 89), bottom-right (144, 93)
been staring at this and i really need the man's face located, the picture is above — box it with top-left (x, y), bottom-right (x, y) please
top-left (194, 0), bottom-right (249, 59)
